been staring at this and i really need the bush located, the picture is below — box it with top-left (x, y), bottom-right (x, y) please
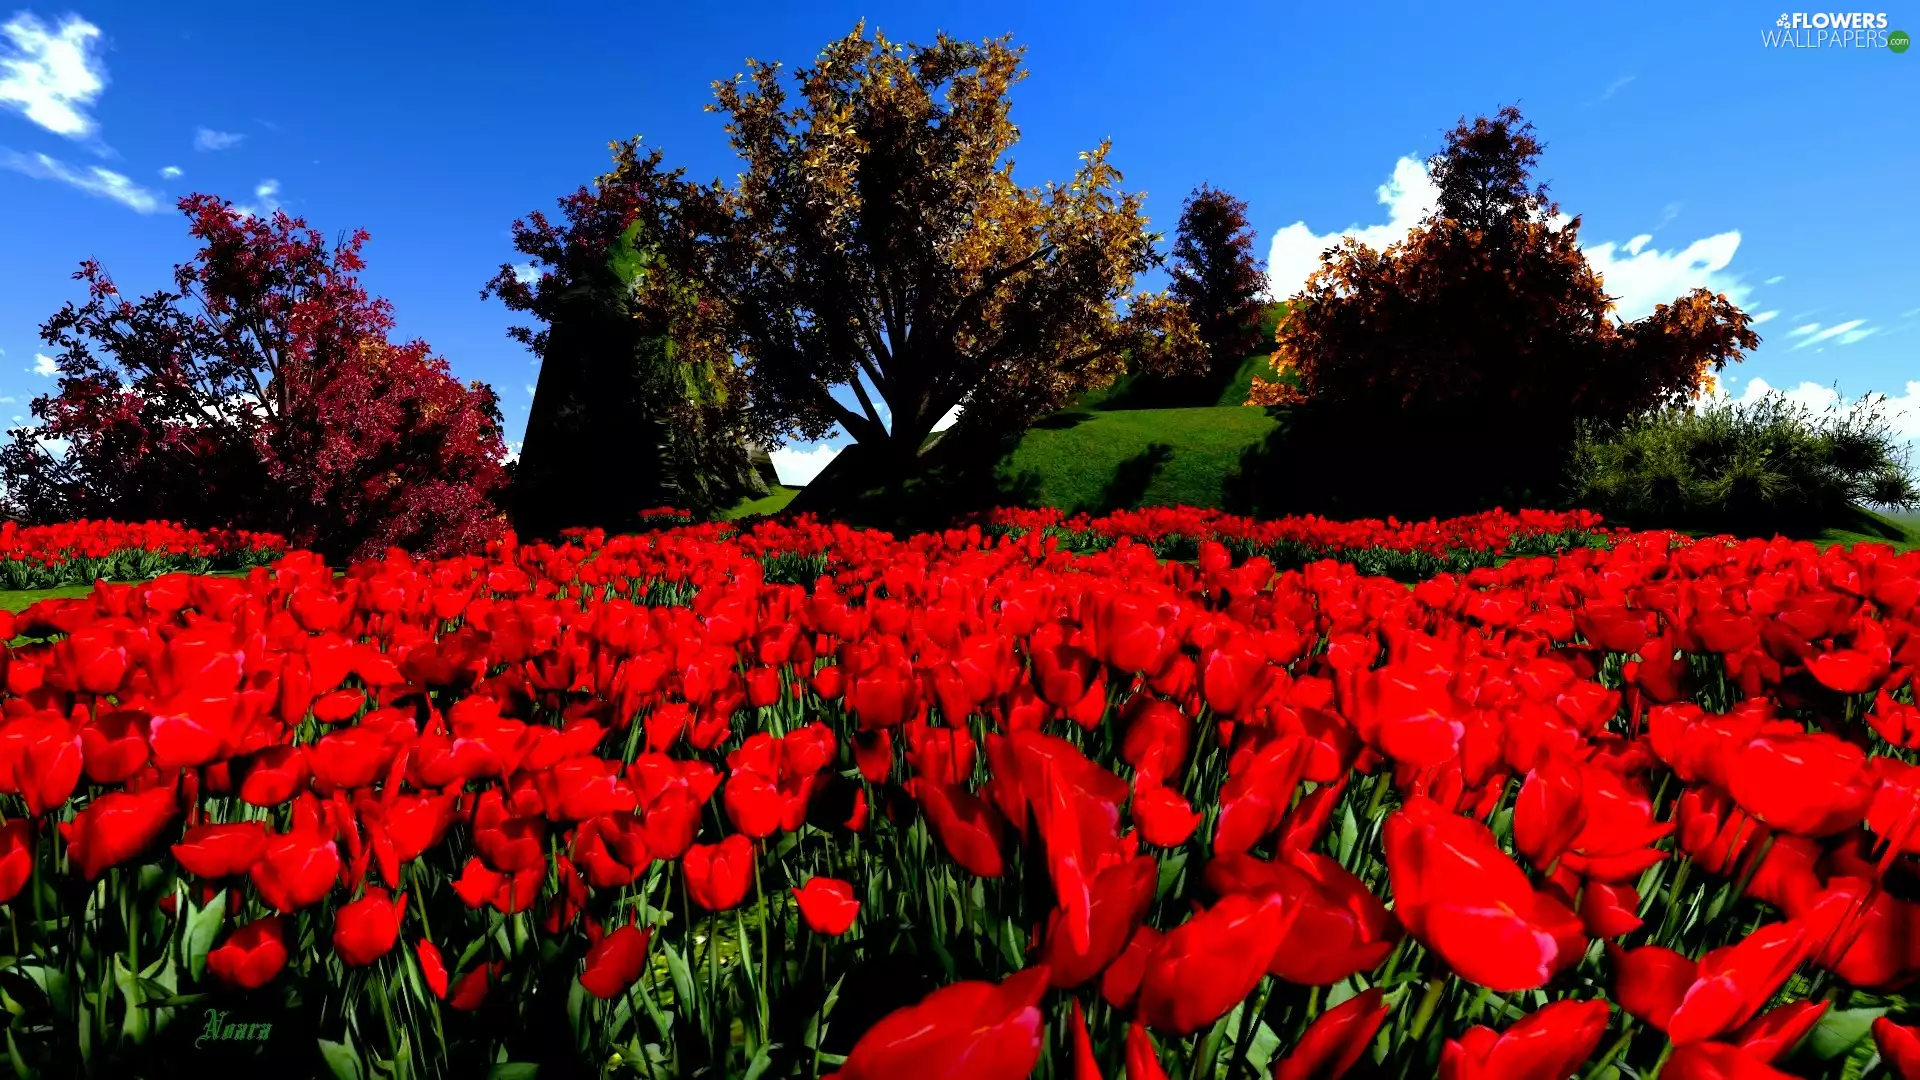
top-left (1568, 391), bottom-right (1919, 533)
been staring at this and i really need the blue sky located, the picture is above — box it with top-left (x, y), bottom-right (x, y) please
top-left (1, 1), bottom-right (1914, 484)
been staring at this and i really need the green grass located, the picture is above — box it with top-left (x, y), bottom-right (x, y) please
top-left (0, 584), bottom-right (100, 613)
top-left (721, 484), bottom-right (802, 520)
top-left (996, 405), bottom-right (1280, 515)
top-left (1809, 508), bottom-right (1920, 551)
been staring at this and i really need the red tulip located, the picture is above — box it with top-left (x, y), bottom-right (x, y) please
top-left (1273, 987), bottom-right (1390, 1080)
top-left (1124, 1023), bottom-right (1169, 1080)
top-left (1136, 893), bottom-right (1293, 1035)
top-left (1206, 850), bottom-right (1399, 986)
top-left (239, 745), bottom-right (310, 808)
top-left (78, 709), bottom-right (148, 784)
top-left (915, 779), bottom-right (1006, 878)
top-left (1069, 1000), bottom-right (1103, 1080)
top-left (1513, 759), bottom-right (1586, 867)
top-left (579, 923), bottom-right (652, 998)
top-left (417, 939), bottom-right (449, 999)
top-left (1725, 732), bottom-right (1872, 837)
top-left (1874, 1017), bottom-right (1920, 1079)
top-left (1385, 797), bottom-right (1585, 991)
top-left (1132, 779), bottom-right (1201, 847)
top-left (61, 785), bottom-right (178, 879)
top-left (171, 821), bottom-right (270, 879)
top-left (206, 917), bottom-right (289, 990)
top-left (0, 820), bottom-right (31, 904)
top-left (250, 819), bottom-right (342, 913)
top-left (1438, 999), bottom-right (1612, 1080)
top-left (684, 834), bottom-right (755, 911)
top-left (1577, 881), bottom-right (1643, 939)
top-left (1101, 924), bottom-right (1161, 1010)
top-left (1044, 856), bottom-right (1157, 988)
top-left (451, 856), bottom-right (543, 914)
top-left (332, 887), bottom-right (405, 967)
top-left (449, 961), bottom-right (504, 1011)
top-left (571, 812), bottom-right (652, 888)
top-left (836, 966), bottom-right (1050, 1080)
top-left (723, 771), bottom-right (786, 839)
top-left (1661, 1042), bottom-right (1798, 1079)
top-left (793, 876), bottom-right (860, 936)
top-left (5, 717), bottom-right (82, 818)
top-left (1612, 922), bottom-right (1808, 1045)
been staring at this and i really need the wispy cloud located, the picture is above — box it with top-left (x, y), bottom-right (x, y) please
top-left (511, 262), bottom-right (541, 286)
top-left (193, 127), bottom-right (243, 152)
top-left (233, 178), bottom-right (280, 217)
top-left (158, 164), bottom-right (180, 179)
top-left (1789, 319), bottom-right (1876, 349)
top-left (1, 149), bottom-right (162, 212)
top-left (0, 13), bottom-right (104, 140)
top-left (32, 353), bottom-right (56, 376)
top-left (1598, 73), bottom-right (1637, 100)
top-left (1765, 275), bottom-right (1785, 285)
top-left (1751, 311), bottom-right (1779, 325)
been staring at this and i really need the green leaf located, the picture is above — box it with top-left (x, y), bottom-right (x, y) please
top-left (743, 1048), bottom-right (776, 1080)
top-left (320, 1037), bottom-right (366, 1080)
top-left (7, 1028), bottom-right (36, 1080)
top-left (1808, 1006), bottom-right (1887, 1060)
top-left (183, 889), bottom-right (226, 982)
top-left (1338, 805), bottom-right (1361, 865)
top-left (113, 956), bottom-right (150, 1045)
top-left (20, 965), bottom-right (69, 1017)
top-left (484, 1065), bottom-right (540, 1080)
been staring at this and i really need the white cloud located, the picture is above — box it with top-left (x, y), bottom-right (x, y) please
top-left (2, 149), bottom-right (163, 212)
top-left (1765, 275), bottom-right (1785, 285)
top-left (770, 443), bottom-right (842, 486)
top-left (523, 383), bottom-right (535, 396)
top-left (511, 262), bottom-right (541, 286)
top-left (1266, 156), bottom-right (1435, 301)
top-left (1583, 230), bottom-right (1747, 321)
top-left (1712, 378), bottom-right (1920, 450)
top-left (1787, 319), bottom-right (1876, 350)
top-left (1750, 310), bottom-right (1779, 325)
top-left (0, 396), bottom-right (15, 404)
top-left (193, 127), bottom-right (243, 152)
top-left (1267, 155), bottom-right (1755, 323)
top-left (0, 13), bottom-right (104, 139)
top-left (1598, 74), bottom-right (1636, 101)
top-left (158, 164), bottom-right (180, 179)
top-left (503, 441), bottom-right (522, 465)
top-left (32, 352), bottom-right (56, 375)
top-left (233, 178), bottom-right (279, 217)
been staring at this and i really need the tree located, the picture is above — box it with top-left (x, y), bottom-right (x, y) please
top-left (620, 23), bottom-right (1200, 495)
top-left (1245, 106), bottom-right (1758, 514)
top-left (1, 195), bottom-right (509, 561)
top-left (484, 149), bottom-right (767, 538)
top-left (1168, 184), bottom-right (1266, 369)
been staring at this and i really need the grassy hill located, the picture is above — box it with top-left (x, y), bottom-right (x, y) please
top-left (994, 404), bottom-right (1278, 515)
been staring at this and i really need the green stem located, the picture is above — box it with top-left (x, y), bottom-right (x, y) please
top-left (1408, 973), bottom-right (1450, 1042)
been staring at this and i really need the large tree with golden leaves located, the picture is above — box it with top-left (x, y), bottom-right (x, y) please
top-left (620, 24), bottom-right (1200, 490)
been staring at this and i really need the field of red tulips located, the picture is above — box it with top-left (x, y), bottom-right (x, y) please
top-left (2, 509), bottom-right (1919, 1080)
top-left (0, 521), bottom-right (286, 592)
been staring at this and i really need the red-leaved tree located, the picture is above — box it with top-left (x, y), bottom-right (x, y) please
top-left (1, 194), bottom-right (508, 560)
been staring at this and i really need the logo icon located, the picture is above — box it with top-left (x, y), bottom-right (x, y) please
top-left (1892, 28), bottom-right (1912, 51)
top-left (1778, 13), bottom-right (1792, 26)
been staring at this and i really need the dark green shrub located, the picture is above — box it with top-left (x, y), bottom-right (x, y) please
top-left (1568, 392), bottom-right (1918, 534)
